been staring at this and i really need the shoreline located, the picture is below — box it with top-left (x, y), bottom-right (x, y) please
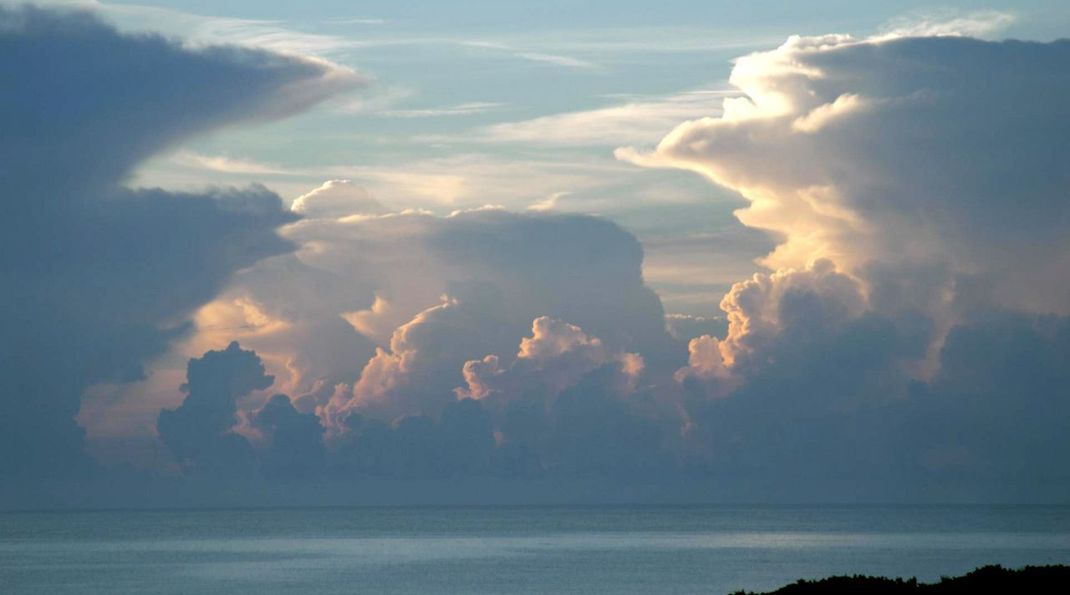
top-left (732, 565), bottom-right (1070, 594)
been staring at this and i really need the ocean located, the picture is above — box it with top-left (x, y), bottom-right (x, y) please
top-left (3, 506), bottom-right (1069, 594)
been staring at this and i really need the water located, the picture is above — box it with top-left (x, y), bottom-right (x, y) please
top-left (3, 506), bottom-right (1070, 594)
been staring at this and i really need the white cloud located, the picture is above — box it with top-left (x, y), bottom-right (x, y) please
top-left (291, 179), bottom-right (388, 218)
top-left (322, 154), bottom-right (638, 209)
top-left (458, 316), bottom-right (644, 402)
top-left (477, 89), bottom-right (732, 147)
top-left (94, 2), bottom-right (362, 57)
top-left (878, 9), bottom-right (1015, 39)
top-left (378, 101), bottom-right (506, 118)
top-left (620, 31), bottom-right (1070, 317)
top-left (172, 151), bottom-right (294, 176)
top-left (461, 40), bottom-right (598, 70)
top-left (325, 17), bottom-right (388, 26)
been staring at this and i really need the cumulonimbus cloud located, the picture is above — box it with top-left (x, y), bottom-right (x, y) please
top-left (117, 29), bottom-right (1070, 501)
top-left (618, 29), bottom-right (1070, 498)
top-left (0, 5), bottom-right (359, 485)
top-left (619, 32), bottom-right (1070, 317)
top-left (8, 5), bottom-right (1070, 505)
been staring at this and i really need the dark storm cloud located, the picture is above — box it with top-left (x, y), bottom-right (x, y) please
top-left (157, 342), bottom-right (270, 475)
top-left (252, 394), bottom-right (327, 478)
top-left (1, 6), bottom-right (359, 194)
top-left (334, 398), bottom-right (496, 479)
top-left (679, 307), bottom-right (1070, 501)
top-left (0, 5), bottom-right (359, 483)
top-left (906, 313), bottom-right (1070, 498)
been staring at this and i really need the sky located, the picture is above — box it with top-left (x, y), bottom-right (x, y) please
top-left (2, 1), bottom-right (1070, 508)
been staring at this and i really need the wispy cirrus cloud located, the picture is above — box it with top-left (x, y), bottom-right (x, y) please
top-left (75, 2), bottom-right (608, 70)
top-left (468, 88), bottom-right (734, 147)
top-left (879, 9), bottom-right (1015, 39)
top-left (322, 154), bottom-right (635, 208)
top-left (461, 40), bottom-right (599, 70)
top-left (172, 151), bottom-right (295, 176)
top-left (473, 26), bottom-right (788, 57)
top-left (378, 101), bottom-right (506, 118)
top-left (324, 17), bottom-right (388, 26)
top-left (93, 2), bottom-right (362, 57)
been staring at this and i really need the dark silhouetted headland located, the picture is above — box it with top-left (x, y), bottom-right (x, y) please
top-left (730, 565), bottom-right (1070, 594)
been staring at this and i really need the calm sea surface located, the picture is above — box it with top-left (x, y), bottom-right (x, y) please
top-left (2, 506), bottom-right (1069, 594)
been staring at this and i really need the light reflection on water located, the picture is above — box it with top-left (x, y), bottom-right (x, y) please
top-left (3, 507), bottom-right (1070, 594)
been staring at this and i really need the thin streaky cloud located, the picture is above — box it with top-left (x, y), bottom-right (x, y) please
top-left (325, 17), bottom-right (389, 26)
top-left (100, 4), bottom-right (605, 70)
top-left (331, 85), bottom-right (416, 115)
top-left (147, 151), bottom-right (641, 212)
top-left (527, 191), bottom-right (570, 212)
top-left (461, 40), bottom-right (599, 70)
top-left (513, 51), bottom-right (598, 69)
top-left (878, 9), bottom-right (1015, 39)
top-left (468, 88), bottom-right (735, 147)
top-left (172, 151), bottom-right (297, 176)
top-left (97, 2), bottom-right (361, 56)
top-left (483, 27), bottom-right (791, 55)
top-left (83, 3), bottom-right (782, 69)
top-left (379, 102), bottom-right (507, 118)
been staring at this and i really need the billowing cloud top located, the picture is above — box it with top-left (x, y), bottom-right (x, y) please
top-left (620, 33), bottom-right (1070, 315)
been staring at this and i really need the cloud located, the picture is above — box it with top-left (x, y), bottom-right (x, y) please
top-left (459, 316), bottom-right (644, 403)
top-left (96, 2), bottom-right (365, 57)
top-left (378, 101), bottom-right (506, 118)
top-left (328, 315), bottom-right (669, 477)
top-left (620, 33), bottom-right (1070, 316)
top-left (251, 393), bottom-right (326, 478)
top-left (325, 18), bottom-right (389, 26)
top-left (459, 27), bottom-right (785, 57)
top-left (3, 5), bottom-right (360, 192)
top-left (907, 313), bottom-right (1070, 493)
top-left (664, 314), bottom-right (727, 342)
top-left (102, 205), bottom-right (681, 465)
top-left (640, 226), bottom-right (777, 313)
top-left (476, 89), bottom-right (732, 147)
top-left (0, 5), bottom-right (356, 482)
top-left (290, 179), bottom-right (389, 218)
top-left (511, 51), bottom-right (597, 69)
top-left (157, 343), bottom-right (327, 479)
top-left (878, 10), bottom-right (1015, 39)
top-left (333, 397), bottom-right (496, 479)
top-left (620, 29), bottom-right (1070, 499)
top-left (300, 208), bottom-right (681, 427)
top-left (157, 342), bottom-right (271, 474)
top-left (321, 154), bottom-right (637, 209)
top-left (458, 317), bottom-right (673, 475)
top-left (171, 151), bottom-right (295, 176)
top-left (703, 260), bottom-right (867, 371)
top-left (461, 40), bottom-right (598, 70)
top-left (323, 296), bottom-right (499, 424)
top-left (9, 7), bottom-right (1070, 504)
